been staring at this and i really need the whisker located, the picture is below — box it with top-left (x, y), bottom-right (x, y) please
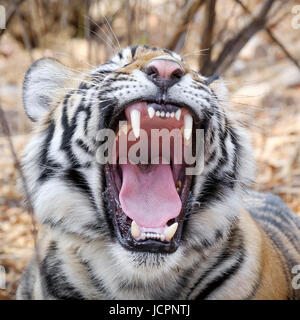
top-left (84, 15), bottom-right (117, 51)
top-left (183, 49), bottom-right (210, 58)
top-left (53, 51), bottom-right (97, 69)
top-left (102, 14), bottom-right (121, 52)
top-left (86, 26), bottom-right (116, 52)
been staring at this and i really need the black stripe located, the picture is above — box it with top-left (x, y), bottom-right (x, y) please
top-left (98, 97), bottom-right (117, 129)
top-left (252, 213), bottom-right (300, 266)
top-left (196, 246), bottom-right (245, 299)
top-left (98, 69), bottom-right (113, 75)
top-left (187, 225), bottom-right (242, 299)
top-left (198, 126), bottom-right (238, 210)
top-left (252, 211), bottom-right (299, 248)
top-left (76, 139), bottom-right (94, 155)
top-left (84, 106), bottom-right (91, 135)
top-left (38, 122), bottom-right (62, 182)
top-left (41, 241), bottom-right (85, 300)
top-left (63, 168), bottom-right (95, 204)
top-left (82, 260), bottom-right (110, 297)
top-left (79, 82), bottom-right (88, 90)
top-left (130, 45), bottom-right (138, 58)
top-left (167, 264), bottom-right (198, 300)
top-left (60, 96), bottom-right (87, 165)
top-left (40, 121), bottom-right (55, 164)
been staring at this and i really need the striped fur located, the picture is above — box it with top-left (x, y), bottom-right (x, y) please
top-left (17, 46), bottom-right (300, 300)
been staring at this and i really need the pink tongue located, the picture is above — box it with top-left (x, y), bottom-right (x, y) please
top-left (119, 163), bottom-right (182, 228)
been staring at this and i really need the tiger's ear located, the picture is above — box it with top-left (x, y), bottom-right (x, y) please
top-left (23, 58), bottom-right (74, 122)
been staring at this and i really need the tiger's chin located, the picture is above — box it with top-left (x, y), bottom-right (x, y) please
top-left (104, 100), bottom-right (198, 254)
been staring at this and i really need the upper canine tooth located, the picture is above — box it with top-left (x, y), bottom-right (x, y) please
top-left (130, 109), bottom-right (140, 139)
top-left (156, 111), bottom-right (161, 117)
top-left (184, 114), bottom-right (193, 141)
top-left (131, 221), bottom-right (141, 239)
top-left (164, 222), bottom-right (178, 241)
top-left (175, 109), bottom-right (181, 121)
top-left (148, 107), bottom-right (155, 119)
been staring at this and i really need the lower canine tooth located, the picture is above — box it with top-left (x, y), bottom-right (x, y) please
top-left (131, 221), bottom-right (141, 239)
top-left (176, 180), bottom-right (182, 193)
top-left (164, 222), bottom-right (178, 241)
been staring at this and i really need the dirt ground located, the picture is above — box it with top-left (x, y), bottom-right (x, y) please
top-left (0, 2), bottom-right (300, 300)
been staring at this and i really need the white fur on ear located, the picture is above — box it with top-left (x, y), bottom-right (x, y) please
top-left (23, 58), bottom-right (74, 122)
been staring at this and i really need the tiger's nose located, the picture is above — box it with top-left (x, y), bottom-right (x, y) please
top-left (145, 59), bottom-right (184, 80)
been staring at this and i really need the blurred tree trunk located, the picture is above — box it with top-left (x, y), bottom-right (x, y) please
top-left (205, 0), bottom-right (277, 75)
top-left (126, 0), bottom-right (134, 45)
top-left (166, 0), bottom-right (205, 51)
top-left (199, 0), bottom-right (216, 76)
top-left (0, 0), bottom-right (26, 37)
top-left (236, 0), bottom-right (300, 71)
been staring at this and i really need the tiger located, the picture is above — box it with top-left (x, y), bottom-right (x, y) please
top-left (16, 45), bottom-right (300, 300)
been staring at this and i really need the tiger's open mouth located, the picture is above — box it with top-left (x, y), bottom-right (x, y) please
top-left (104, 101), bottom-right (197, 253)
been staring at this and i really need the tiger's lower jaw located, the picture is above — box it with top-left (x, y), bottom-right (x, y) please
top-left (104, 163), bottom-right (192, 254)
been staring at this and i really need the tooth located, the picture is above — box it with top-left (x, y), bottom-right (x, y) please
top-left (176, 180), bottom-right (182, 193)
top-left (184, 114), bottom-right (193, 141)
top-left (156, 111), bottom-right (160, 117)
top-left (148, 107), bottom-right (155, 119)
top-left (160, 234), bottom-right (166, 241)
top-left (141, 233), bottom-right (146, 240)
top-left (131, 221), bottom-right (141, 239)
top-left (118, 123), bottom-right (131, 136)
top-left (175, 109), bottom-right (181, 120)
top-left (164, 222), bottom-right (178, 241)
top-left (166, 112), bottom-right (170, 118)
top-left (130, 109), bottom-right (140, 139)
top-left (171, 112), bottom-right (175, 118)
top-left (160, 111), bottom-right (165, 117)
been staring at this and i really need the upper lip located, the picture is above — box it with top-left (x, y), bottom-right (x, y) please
top-left (113, 98), bottom-right (199, 129)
